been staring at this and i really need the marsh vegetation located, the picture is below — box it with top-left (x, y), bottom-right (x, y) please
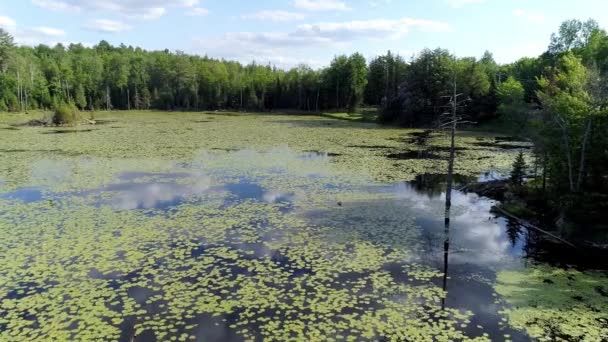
top-left (0, 112), bottom-right (606, 341)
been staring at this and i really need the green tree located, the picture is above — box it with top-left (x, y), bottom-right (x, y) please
top-left (0, 28), bottom-right (14, 73)
top-left (549, 19), bottom-right (599, 54)
top-left (346, 53), bottom-right (367, 113)
top-left (537, 53), bottom-right (593, 192)
top-left (510, 151), bottom-right (527, 186)
top-left (497, 76), bottom-right (527, 129)
top-left (74, 84), bottom-right (87, 109)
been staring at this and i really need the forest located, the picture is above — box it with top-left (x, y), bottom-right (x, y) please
top-left (1, 19), bottom-right (608, 237)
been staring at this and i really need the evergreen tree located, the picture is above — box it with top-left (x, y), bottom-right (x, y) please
top-left (510, 151), bottom-right (527, 186)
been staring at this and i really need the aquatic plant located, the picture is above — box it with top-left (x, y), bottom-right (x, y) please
top-left (0, 111), bottom-right (597, 341)
top-left (495, 266), bottom-right (608, 341)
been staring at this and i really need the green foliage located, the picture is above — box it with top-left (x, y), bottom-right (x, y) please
top-left (346, 53), bottom-right (368, 113)
top-left (74, 84), bottom-right (87, 109)
top-left (497, 76), bottom-right (528, 130)
top-left (495, 266), bottom-right (608, 341)
top-left (380, 48), bottom-right (499, 125)
top-left (510, 151), bottom-right (527, 185)
top-left (497, 76), bottom-right (525, 106)
top-left (536, 52), bottom-right (594, 193)
top-left (549, 19), bottom-right (600, 54)
top-left (0, 28), bottom-right (13, 73)
top-left (365, 51), bottom-right (408, 106)
top-left (52, 102), bottom-right (81, 125)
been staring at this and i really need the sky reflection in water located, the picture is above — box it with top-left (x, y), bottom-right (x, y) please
top-left (0, 147), bottom-right (560, 341)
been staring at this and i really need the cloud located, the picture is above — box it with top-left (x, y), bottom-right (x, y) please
top-left (293, 0), bottom-right (351, 11)
top-left (31, 0), bottom-right (198, 20)
top-left (0, 16), bottom-right (16, 32)
top-left (192, 17), bottom-right (449, 68)
top-left (30, 26), bottom-right (66, 37)
top-left (369, 0), bottom-right (393, 8)
top-left (31, 0), bottom-right (80, 11)
top-left (128, 7), bottom-right (166, 20)
top-left (295, 18), bottom-right (450, 41)
top-left (0, 16), bottom-right (69, 46)
top-left (242, 10), bottom-right (306, 22)
top-left (200, 17), bottom-right (449, 50)
top-left (84, 19), bottom-right (133, 33)
top-left (446, 0), bottom-right (485, 8)
top-left (186, 7), bottom-right (210, 17)
top-left (513, 9), bottom-right (545, 24)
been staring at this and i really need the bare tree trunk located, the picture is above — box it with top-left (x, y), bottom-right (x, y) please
top-left (127, 87), bottom-right (131, 110)
top-left (555, 116), bottom-right (575, 192)
top-left (336, 78), bottom-right (340, 109)
top-left (385, 62), bottom-right (389, 104)
top-left (441, 76), bottom-right (458, 312)
top-left (542, 151), bottom-right (547, 195)
top-left (17, 72), bottom-right (20, 111)
top-left (316, 86), bottom-right (320, 112)
top-left (106, 86), bottom-right (111, 111)
top-left (576, 117), bottom-right (592, 192)
top-left (134, 87), bottom-right (139, 110)
top-left (445, 80), bottom-right (458, 209)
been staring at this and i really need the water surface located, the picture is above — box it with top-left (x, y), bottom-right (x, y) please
top-left (0, 112), bottom-right (605, 341)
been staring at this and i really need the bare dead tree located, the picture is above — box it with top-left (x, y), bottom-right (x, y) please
top-left (438, 67), bottom-right (471, 311)
top-left (439, 77), bottom-right (472, 211)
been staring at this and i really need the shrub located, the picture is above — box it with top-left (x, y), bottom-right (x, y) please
top-left (52, 102), bottom-right (81, 125)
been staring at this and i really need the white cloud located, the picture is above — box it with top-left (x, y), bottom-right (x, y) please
top-left (30, 26), bottom-right (66, 37)
top-left (84, 19), bottom-right (133, 33)
top-left (193, 17), bottom-right (449, 68)
top-left (187, 7), bottom-right (210, 17)
top-left (31, 0), bottom-right (80, 11)
top-left (128, 7), bottom-right (166, 20)
top-left (293, 0), bottom-right (351, 12)
top-left (31, 0), bottom-right (198, 20)
top-left (0, 16), bottom-right (68, 46)
top-left (513, 9), bottom-right (545, 24)
top-left (0, 16), bottom-right (17, 32)
top-left (369, 0), bottom-right (392, 8)
top-left (202, 17), bottom-right (449, 50)
top-left (295, 18), bottom-right (450, 41)
top-left (447, 0), bottom-right (485, 8)
top-left (243, 10), bottom-right (306, 22)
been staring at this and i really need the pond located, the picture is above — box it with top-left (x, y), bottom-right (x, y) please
top-left (0, 111), bottom-right (606, 341)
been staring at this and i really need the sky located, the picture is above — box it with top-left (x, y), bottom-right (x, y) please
top-left (1, 0), bottom-right (607, 68)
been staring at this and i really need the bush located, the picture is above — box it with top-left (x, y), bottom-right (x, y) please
top-left (52, 102), bottom-right (81, 125)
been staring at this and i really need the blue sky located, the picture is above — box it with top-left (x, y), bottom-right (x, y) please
top-left (1, 0), bottom-right (607, 68)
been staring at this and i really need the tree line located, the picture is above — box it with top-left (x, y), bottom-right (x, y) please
top-left (0, 29), bottom-right (499, 119)
top-left (1, 19), bottom-right (608, 228)
top-left (0, 32), bottom-right (372, 114)
top-left (495, 19), bottom-right (608, 202)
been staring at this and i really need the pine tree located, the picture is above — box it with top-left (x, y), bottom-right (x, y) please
top-left (510, 151), bottom-right (527, 186)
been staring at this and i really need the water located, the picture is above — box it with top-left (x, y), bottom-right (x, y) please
top-left (0, 113), bottom-right (605, 342)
